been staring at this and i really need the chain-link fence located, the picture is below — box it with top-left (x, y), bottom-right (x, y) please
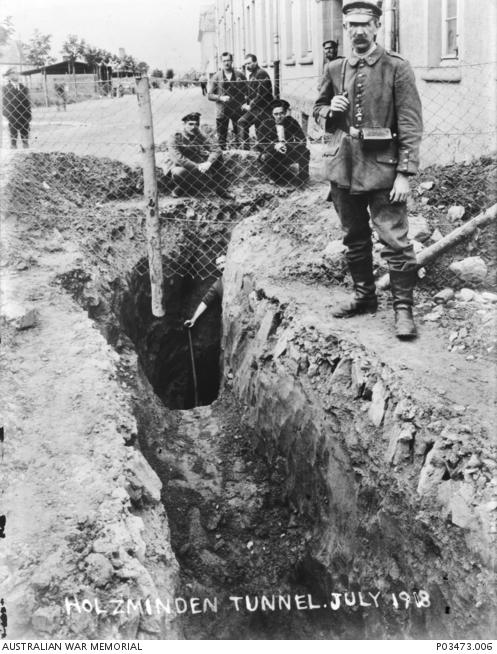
top-left (1, 64), bottom-right (496, 302)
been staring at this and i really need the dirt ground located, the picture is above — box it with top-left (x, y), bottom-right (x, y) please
top-left (1, 145), bottom-right (496, 638)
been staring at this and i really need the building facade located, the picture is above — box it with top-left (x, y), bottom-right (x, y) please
top-left (212, 0), bottom-right (497, 165)
top-left (198, 4), bottom-right (218, 76)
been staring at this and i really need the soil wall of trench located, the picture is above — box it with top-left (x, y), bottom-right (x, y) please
top-left (2, 152), bottom-right (496, 640)
top-left (220, 215), bottom-right (497, 639)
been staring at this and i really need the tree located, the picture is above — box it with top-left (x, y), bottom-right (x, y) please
top-left (0, 16), bottom-right (15, 46)
top-left (151, 69), bottom-right (163, 78)
top-left (136, 61), bottom-right (149, 75)
top-left (165, 68), bottom-right (174, 80)
top-left (61, 34), bottom-right (85, 66)
top-left (23, 29), bottom-right (55, 67)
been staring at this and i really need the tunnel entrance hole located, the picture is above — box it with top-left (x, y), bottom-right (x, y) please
top-left (118, 259), bottom-right (222, 410)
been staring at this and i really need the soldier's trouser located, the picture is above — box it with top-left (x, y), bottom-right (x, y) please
top-left (216, 111), bottom-right (242, 150)
top-left (237, 109), bottom-right (268, 148)
top-left (262, 146), bottom-right (310, 182)
top-left (329, 183), bottom-right (416, 272)
top-left (9, 122), bottom-right (29, 148)
top-left (171, 159), bottom-right (227, 195)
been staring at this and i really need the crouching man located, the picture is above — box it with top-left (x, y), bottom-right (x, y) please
top-left (167, 112), bottom-right (234, 199)
top-left (313, 0), bottom-right (423, 339)
top-left (259, 99), bottom-right (310, 186)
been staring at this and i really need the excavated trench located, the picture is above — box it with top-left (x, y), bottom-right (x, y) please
top-left (93, 256), bottom-right (347, 639)
top-left (61, 196), bottom-right (495, 640)
top-left (7, 152), bottom-right (496, 639)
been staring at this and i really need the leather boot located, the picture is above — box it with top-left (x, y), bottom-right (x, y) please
top-left (331, 257), bottom-right (378, 318)
top-left (389, 268), bottom-right (417, 340)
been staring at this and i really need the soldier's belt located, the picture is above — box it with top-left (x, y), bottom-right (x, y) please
top-left (349, 127), bottom-right (393, 145)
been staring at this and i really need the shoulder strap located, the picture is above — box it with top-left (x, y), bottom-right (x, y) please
top-left (340, 58), bottom-right (347, 94)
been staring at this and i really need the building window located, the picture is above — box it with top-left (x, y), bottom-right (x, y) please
top-left (299, 0), bottom-right (313, 59)
top-left (260, 0), bottom-right (268, 64)
top-left (285, 0), bottom-right (295, 62)
top-left (442, 0), bottom-right (458, 58)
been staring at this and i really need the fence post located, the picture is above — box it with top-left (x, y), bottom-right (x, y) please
top-left (136, 76), bottom-right (165, 318)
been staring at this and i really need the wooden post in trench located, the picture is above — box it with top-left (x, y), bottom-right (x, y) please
top-left (136, 76), bottom-right (165, 317)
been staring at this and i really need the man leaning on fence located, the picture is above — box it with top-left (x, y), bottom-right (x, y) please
top-left (2, 68), bottom-right (32, 149)
top-left (165, 112), bottom-right (234, 200)
top-left (208, 52), bottom-right (247, 150)
top-left (259, 99), bottom-right (310, 186)
top-left (313, 0), bottom-right (423, 340)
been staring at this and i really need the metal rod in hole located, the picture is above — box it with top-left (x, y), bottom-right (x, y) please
top-left (187, 330), bottom-right (199, 408)
top-left (136, 76), bottom-right (165, 317)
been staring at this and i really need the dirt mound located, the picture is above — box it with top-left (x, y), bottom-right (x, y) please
top-left (4, 152), bottom-right (142, 221)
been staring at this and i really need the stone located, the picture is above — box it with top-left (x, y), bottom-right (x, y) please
top-left (481, 291), bottom-right (497, 303)
top-left (307, 363), bottom-right (319, 378)
top-left (447, 205), bottom-right (465, 222)
top-left (32, 606), bottom-right (61, 634)
top-left (434, 288), bottom-right (455, 304)
top-left (85, 553), bottom-right (114, 587)
top-left (368, 380), bottom-right (388, 427)
top-left (450, 483), bottom-right (476, 529)
top-left (450, 257), bottom-right (487, 284)
top-left (16, 308), bottom-right (39, 330)
top-left (430, 228), bottom-right (444, 243)
top-left (386, 423), bottom-right (415, 465)
top-left (125, 449), bottom-right (162, 505)
top-left (419, 181), bottom-right (435, 191)
top-left (408, 215), bottom-right (430, 242)
top-left (466, 454), bottom-right (482, 468)
top-left (423, 306), bottom-right (444, 321)
top-left (322, 239), bottom-right (346, 265)
top-left (456, 288), bottom-right (476, 302)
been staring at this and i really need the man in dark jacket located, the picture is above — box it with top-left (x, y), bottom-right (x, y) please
top-left (313, 0), bottom-right (422, 339)
top-left (259, 99), bottom-right (310, 185)
top-left (208, 52), bottom-right (247, 150)
top-left (184, 255), bottom-right (225, 328)
top-left (238, 53), bottom-right (273, 149)
top-left (2, 68), bottom-right (32, 149)
top-left (166, 112), bottom-right (233, 199)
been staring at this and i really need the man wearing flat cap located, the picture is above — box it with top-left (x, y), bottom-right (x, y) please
top-left (313, 0), bottom-right (422, 340)
top-left (258, 99), bottom-right (310, 186)
top-left (166, 112), bottom-right (233, 199)
top-left (2, 68), bottom-right (32, 149)
top-left (323, 40), bottom-right (339, 64)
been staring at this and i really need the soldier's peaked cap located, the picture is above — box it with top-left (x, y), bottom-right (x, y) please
top-left (322, 40), bottom-right (338, 48)
top-left (182, 112), bottom-right (201, 122)
top-left (343, 1), bottom-right (382, 21)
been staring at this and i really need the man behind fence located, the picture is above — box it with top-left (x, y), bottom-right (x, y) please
top-left (238, 54), bottom-right (273, 150)
top-left (259, 99), bottom-right (310, 186)
top-left (313, 0), bottom-right (422, 340)
top-left (208, 52), bottom-right (247, 150)
top-left (2, 68), bottom-right (32, 149)
top-left (166, 112), bottom-right (234, 200)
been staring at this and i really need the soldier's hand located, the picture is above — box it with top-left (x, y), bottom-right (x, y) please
top-left (242, 103), bottom-right (251, 111)
top-left (184, 319), bottom-right (194, 328)
top-left (220, 95), bottom-right (230, 102)
top-left (330, 94), bottom-right (350, 113)
top-left (198, 162), bottom-right (210, 173)
top-left (274, 142), bottom-right (287, 154)
top-left (389, 173), bottom-right (411, 203)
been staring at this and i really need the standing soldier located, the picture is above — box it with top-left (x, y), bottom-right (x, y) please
top-left (238, 53), bottom-right (273, 150)
top-left (313, 0), bottom-right (422, 339)
top-left (2, 68), bottom-right (32, 149)
top-left (323, 39), bottom-right (340, 64)
top-left (208, 52), bottom-right (247, 150)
